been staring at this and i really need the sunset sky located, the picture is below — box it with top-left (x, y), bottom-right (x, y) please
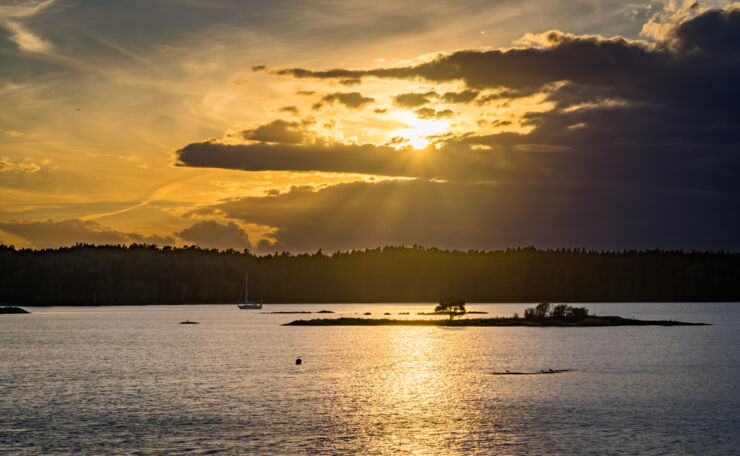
top-left (1, 0), bottom-right (739, 252)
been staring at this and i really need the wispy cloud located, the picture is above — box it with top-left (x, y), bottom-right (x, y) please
top-left (0, 0), bottom-right (56, 53)
top-left (0, 155), bottom-right (45, 173)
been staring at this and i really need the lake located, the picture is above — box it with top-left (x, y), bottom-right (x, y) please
top-left (1, 303), bottom-right (739, 455)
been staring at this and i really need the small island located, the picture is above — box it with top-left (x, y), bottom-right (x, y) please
top-left (0, 306), bottom-right (30, 314)
top-left (284, 301), bottom-right (708, 327)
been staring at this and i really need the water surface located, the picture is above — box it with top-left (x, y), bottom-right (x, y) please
top-left (1, 303), bottom-right (738, 455)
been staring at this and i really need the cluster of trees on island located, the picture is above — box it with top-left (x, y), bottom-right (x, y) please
top-left (522, 302), bottom-right (589, 321)
top-left (1, 244), bottom-right (739, 305)
top-left (433, 297), bottom-right (589, 322)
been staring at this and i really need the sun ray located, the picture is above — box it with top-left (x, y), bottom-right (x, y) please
top-left (391, 111), bottom-right (449, 149)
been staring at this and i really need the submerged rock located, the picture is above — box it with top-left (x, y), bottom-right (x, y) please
top-left (261, 311), bottom-right (311, 314)
top-left (492, 369), bottom-right (572, 375)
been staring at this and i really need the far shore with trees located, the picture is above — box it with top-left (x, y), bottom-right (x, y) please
top-left (2, 244), bottom-right (739, 305)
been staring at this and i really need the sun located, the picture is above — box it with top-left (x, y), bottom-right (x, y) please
top-left (392, 111), bottom-right (449, 149)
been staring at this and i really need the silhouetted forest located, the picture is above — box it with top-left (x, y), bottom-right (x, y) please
top-left (1, 244), bottom-right (738, 305)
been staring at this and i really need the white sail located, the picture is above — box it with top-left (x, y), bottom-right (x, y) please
top-left (237, 271), bottom-right (262, 309)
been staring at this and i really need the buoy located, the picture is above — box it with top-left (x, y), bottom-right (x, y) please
top-left (295, 358), bottom-right (302, 365)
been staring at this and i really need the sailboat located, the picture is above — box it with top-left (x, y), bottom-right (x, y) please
top-left (237, 272), bottom-right (262, 309)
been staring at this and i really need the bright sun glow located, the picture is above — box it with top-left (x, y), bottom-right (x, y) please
top-left (392, 111), bottom-right (449, 149)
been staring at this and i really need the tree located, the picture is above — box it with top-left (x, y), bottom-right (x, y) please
top-left (524, 302), bottom-right (551, 320)
top-left (551, 304), bottom-right (568, 319)
top-left (435, 296), bottom-right (466, 320)
top-left (564, 305), bottom-right (589, 321)
top-left (523, 302), bottom-right (590, 321)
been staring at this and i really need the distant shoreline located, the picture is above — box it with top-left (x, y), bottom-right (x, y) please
top-left (3, 246), bottom-right (739, 304)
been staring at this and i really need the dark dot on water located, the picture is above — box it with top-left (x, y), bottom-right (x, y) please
top-left (296, 358), bottom-right (302, 365)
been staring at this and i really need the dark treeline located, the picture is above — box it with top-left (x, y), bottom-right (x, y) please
top-left (1, 244), bottom-right (739, 305)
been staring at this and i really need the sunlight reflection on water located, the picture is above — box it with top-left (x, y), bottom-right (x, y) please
top-left (1, 303), bottom-right (739, 455)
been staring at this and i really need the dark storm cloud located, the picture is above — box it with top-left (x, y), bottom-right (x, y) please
top-left (214, 179), bottom-right (740, 253)
top-left (178, 8), bottom-right (740, 188)
top-left (0, 219), bottom-right (174, 248)
top-left (178, 7), bottom-right (740, 251)
top-left (440, 90), bottom-right (478, 103)
top-left (176, 220), bottom-right (250, 251)
top-left (278, 105), bottom-right (299, 115)
top-left (414, 107), bottom-right (436, 118)
top-left (176, 140), bottom-right (504, 181)
top-left (667, 7), bottom-right (740, 54)
top-left (237, 119), bottom-right (305, 144)
top-left (314, 92), bottom-right (374, 110)
top-left (277, 34), bottom-right (663, 90)
top-left (414, 107), bottom-right (453, 119)
top-left (182, 8), bottom-right (740, 174)
top-left (476, 88), bottom-right (540, 104)
top-left (392, 91), bottom-right (438, 108)
top-left (339, 78), bottom-right (362, 86)
top-left (278, 9), bottom-right (740, 116)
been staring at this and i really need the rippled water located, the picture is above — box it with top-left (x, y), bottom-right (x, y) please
top-left (1, 303), bottom-right (739, 455)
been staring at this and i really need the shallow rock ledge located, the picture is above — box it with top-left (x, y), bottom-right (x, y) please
top-left (284, 316), bottom-right (708, 327)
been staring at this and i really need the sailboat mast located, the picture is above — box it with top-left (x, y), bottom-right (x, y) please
top-left (245, 272), bottom-right (248, 303)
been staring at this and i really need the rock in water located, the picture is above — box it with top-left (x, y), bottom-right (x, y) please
top-left (0, 306), bottom-right (30, 314)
